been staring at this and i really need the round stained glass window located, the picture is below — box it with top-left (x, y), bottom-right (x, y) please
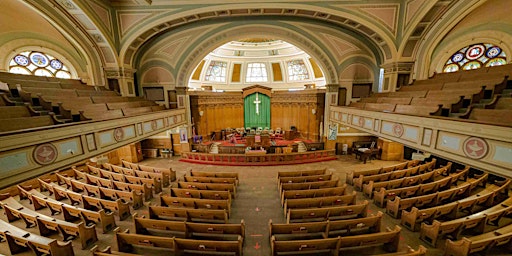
top-left (30, 52), bottom-right (49, 67)
top-left (465, 45), bottom-right (485, 60)
top-left (50, 59), bottom-right (63, 70)
top-left (14, 55), bottom-right (29, 66)
top-left (486, 46), bottom-right (502, 58)
top-left (451, 53), bottom-right (464, 63)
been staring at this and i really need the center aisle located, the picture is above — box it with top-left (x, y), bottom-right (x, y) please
top-left (229, 167), bottom-right (285, 256)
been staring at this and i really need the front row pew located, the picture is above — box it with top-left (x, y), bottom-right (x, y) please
top-left (148, 206), bottom-right (229, 224)
top-left (0, 218), bottom-right (75, 256)
top-left (134, 214), bottom-right (245, 241)
top-left (287, 200), bottom-right (369, 223)
top-left (270, 225), bottom-right (402, 256)
top-left (114, 228), bottom-right (243, 256)
top-left (444, 223), bottom-right (512, 256)
top-left (0, 194), bottom-right (97, 250)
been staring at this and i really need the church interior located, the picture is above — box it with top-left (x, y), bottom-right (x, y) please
top-left (0, 0), bottom-right (511, 255)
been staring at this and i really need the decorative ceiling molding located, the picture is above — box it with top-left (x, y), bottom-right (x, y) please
top-left (357, 5), bottom-right (399, 35)
top-left (405, 0), bottom-right (424, 28)
top-left (118, 12), bottom-right (156, 36)
top-left (86, 1), bottom-right (112, 34)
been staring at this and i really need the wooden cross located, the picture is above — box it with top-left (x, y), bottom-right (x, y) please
top-left (253, 92), bottom-right (261, 115)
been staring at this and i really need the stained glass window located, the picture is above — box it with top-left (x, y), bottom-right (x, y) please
top-left (9, 51), bottom-right (72, 78)
top-left (443, 43), bottom-right (508, 73)
top-left (204, 60), bottom-right (227, 82)
top-left (287, 59), bottom-right (309, 81)
top-left (246, 63), bottom-right (268, 82)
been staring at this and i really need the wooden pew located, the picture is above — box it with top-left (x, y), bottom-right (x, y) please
top-left (401, 179), bottom-right (510, 231)
top-left (115, 230), bottom-right (175, 254)
top-left (338, 226), bottom-right (402, 253)
top-left (121, 106), bottom-right (154, 116)
top-left (393, 104), bottom-right (443, 116)
top-left (170, 188), bottom-right (232, 202)
top-left (279, 179), bottom-right (340, 197)
top-left (177, 181), bottom-right (237, 197)
top-left (419, 196), bottom-right (512, 247)
top-left (188, 170), bottom-right (240, 184)
top-left (91, 245), bottom-right (143, 256)
top-left (0, 218), bottom-right (75, 256)
top-left (0, 115), bottom-right (55, 132)
top-left (134, 214), bottom-right (245, 241)
top-left (283, 192), bottom-right (357, 215)
top-left (67, 167), bottom-right (152, 201)
top-left (174, 236), bottom-right (243, 256)
top-left (287, 201), bottom-right (369, 223)
top-left (277, 168), bottom-right (327, 178)
top-left (373, 164), bottom-right (453, 207)
top-left (16, 185), bottom-right (117, 233)
top-left (106, 163), bottom-right (170, 188)
top-left (400, 83), bottom-right (444, 91)
top-left (444, 223), bottom-right (512, 256)
top-left (362, 166), bottom-right (442, 198)
top-left (160, 195), bottom-right (231, 216)
top-left (0, 194), bottom-right (97, 250)
top-left (385, 173), bottom-right (487, 218)
top-left (50, 175), bottom-right (143, 209)
top-left (182, 175), bottom-right (238, 185)
top-left (463, 107), bottom-right (512, 127)
top-left (270, 236), bottom-right (340, 256)
top-left (364, 103), bottom-right (396, 112)
top-left (87, 165), bottom-right (162, 194)
top-left (120, 160), bottom-right (177, 182)
top-left (281, 186), bottom-right (346, 206)
top-left (270, 212), bottom-right (383, 240)
top-left (353, 164), bottom-right (426, 191)
top-left (346, 160), bottom-right (418, 185)
top-left (148, 206), bottom-right (229, 224)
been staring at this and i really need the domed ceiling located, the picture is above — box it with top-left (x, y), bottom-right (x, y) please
top-left (188, 39), bottom-right (326, 91)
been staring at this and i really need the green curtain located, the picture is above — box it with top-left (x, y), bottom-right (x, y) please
top-left (244, 93), bottom-right (270, 128)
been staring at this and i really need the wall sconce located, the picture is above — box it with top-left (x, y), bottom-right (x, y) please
top-left (199, 110), bottom-right (204, 116)
top-left (311, 109), bottom-right (316, 115)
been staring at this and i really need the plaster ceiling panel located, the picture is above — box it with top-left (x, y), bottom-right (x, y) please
top-left (405, 0), bottom-right (424, 28)
top-left (86, 1), bottom-right (112, 33)
top-left (321, 34), bottom-right (359, 65)
top-left (142, 67), bottom-right (174, 84)
top-left (73, 14), bottom-right (96, 30)
top-left (99, 46), bottom-right (116, 64)
top-left (118, 11), bottom-right (164, 37)
top-left (357, 5), bottom-right (399, 35)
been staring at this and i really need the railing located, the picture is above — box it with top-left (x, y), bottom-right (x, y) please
top-left (330, 106), bottom-right (512, 178)
top-left (180, 150), bottom-right (337, 166)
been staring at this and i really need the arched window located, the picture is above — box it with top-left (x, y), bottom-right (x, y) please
top-left (443, 43), bottom-right (507, 73)
top-left (287, 59), bottom-right (309, 81)
top-left (204, 60), bottom-right (227, 82)
top-left (246, 63), bottom-right (268, 82)
top-left (9, 51), bottom-right (72, 78)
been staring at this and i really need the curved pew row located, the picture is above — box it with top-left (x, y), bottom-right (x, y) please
top-left (0, 218), bottom-right (75, 256)
top-left (104, 163), bottom-right (170, 188)
top-left (181, 175), bottom-right (238, 185)
top-left (346, 160), bottom-right (419, 185)
top-left (133, 214), bottom-right (245, 241)
top-left (385, 172), bottom-right (488, 218)
top-left (270, 226), bottom-right (402, 256)
top-left (270, 211), bottom-right (383, 240)
top-left (70, 167), bottom-right (153, 201)
top-left (444, 222), bottom-right (512, 256)
top-left (419, 195), bottom-right (512, 247)
top-left (120, 159), bottom-right (177, 182)
top-left (188, 169), bottom-right (239, 185)
top-left (15, 185), bottom-right (117, 233)
top-left (353, 159), bottom-right (437, 192)
top-left (160, 195), bottom-right (232, 217)
top-left (279, 179), bottom-right (341, 197)
top-left (177, 181), bottom-right (237, 197)
top-left (277, 168), bottom-right (328, 178)
top-left (373, 163), bottom-right (455, 208)
top-left (113, 228), bottom-right (243, 256)
top-left (148, 206), bottom-right (229, 224)
top-left (86, 165), bottom-right (162, 194)
top-left (170, 187), bottom-right (232, 202)
top-left (280, 185), bottom-right (347, 206)
top-left (362, 161), bottom-right (446, 198)
top-left (51, 174), bottom-right (143, 209)
top-left (0, 194), bottom-right (97, 250)
top-left (401, 178), bottom-right (511, 231)
top-left (286, 200), bottom-right (369, 223)
top-left (283, 192), bottom-right (357, 216)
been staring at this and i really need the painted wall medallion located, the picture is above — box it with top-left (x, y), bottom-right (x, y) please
top-left (33, 143), bottom-right (58, 165)
top-left (463, 137), bottom-right (488, 159)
